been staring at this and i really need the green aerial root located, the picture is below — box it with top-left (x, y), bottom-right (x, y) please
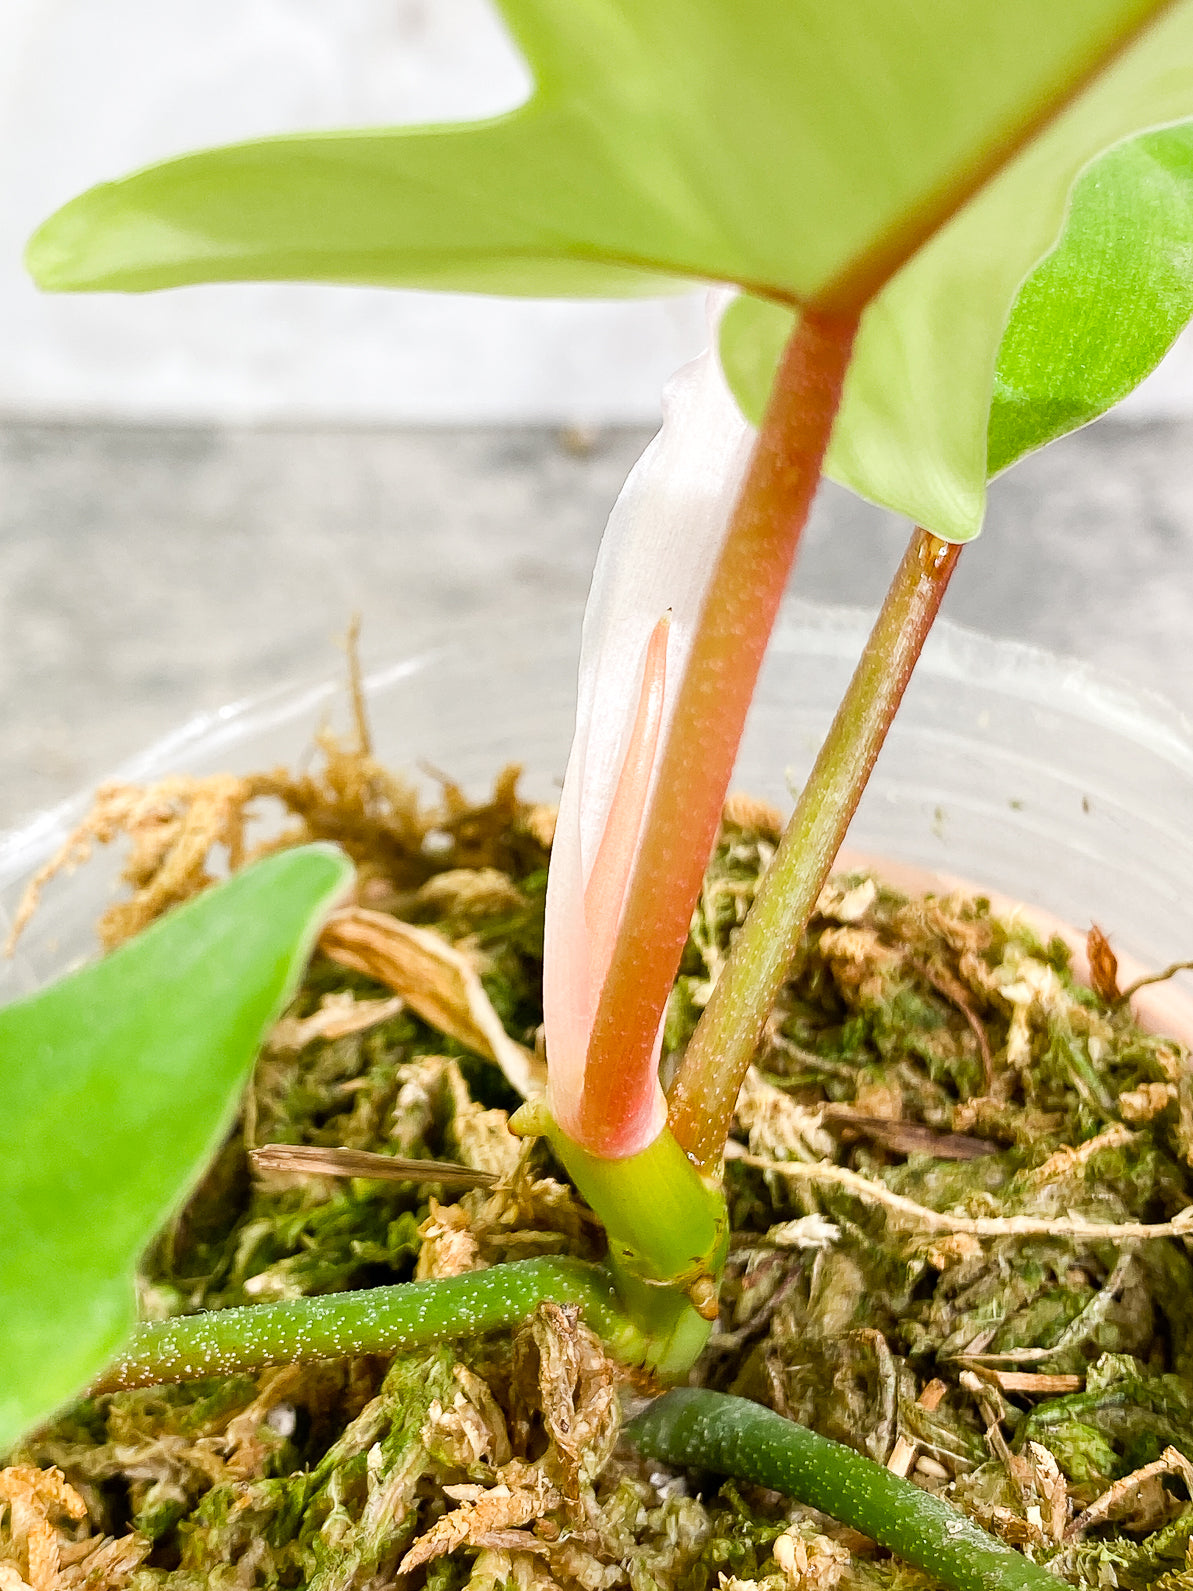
top-left (628, 1390), bottom-right (1059, 1591)
top-left (92, 1258), bottom-right (640, 1393)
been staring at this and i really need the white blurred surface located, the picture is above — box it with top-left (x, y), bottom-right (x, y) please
top-left (4, 0), bottom-right (1191, 423)
top-left (0, 0), bottom-right (707, 423)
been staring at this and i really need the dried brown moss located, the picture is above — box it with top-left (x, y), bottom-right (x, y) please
top-left (6, 723), bottom-right (552, 956)
top-left (9, 766), bottom-right (1193, 1591)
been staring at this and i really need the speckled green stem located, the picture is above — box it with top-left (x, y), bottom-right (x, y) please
top-left (91, 1259), bottom-right (642, 1394)
top-left (629, 1390), bottom-right (1058, 1591)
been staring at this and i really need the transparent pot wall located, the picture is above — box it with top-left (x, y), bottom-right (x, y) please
top-left (3, 602), bottom-right (1193, 1002)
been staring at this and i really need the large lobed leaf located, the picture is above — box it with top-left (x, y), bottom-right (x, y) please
top-left (721, 15), bottom-right (1193, 540)
top-left (27, 0), bottom-right (1186, 315)
top-left (0, 845), bottom-right (352, 1451)
top-left (27, 1), bottom-right (1193, 544)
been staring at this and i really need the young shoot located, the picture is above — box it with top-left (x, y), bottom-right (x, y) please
top-left (538, 318), bottom-right (752, 1163)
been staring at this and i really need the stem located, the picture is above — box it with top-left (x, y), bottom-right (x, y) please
top-left (511, 1103), bottom-right (728, 1376)
top-left (577, 309), bottom-right (858, 1152)
top-left (514, 1103), bottom-right (726, 1288)
top-left (669, 526), bottom-right (960, 1171)
top-left (89, 1259), bottom-right (642, 1394)
top-left (628, 1390), bottom-right (1059, 1591)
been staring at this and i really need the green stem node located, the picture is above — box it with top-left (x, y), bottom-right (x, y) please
top-left (628, 1390), bottom-right (1059, 1591)
top-left (511, 1103), bottom-right (728, 1375)
top-left (91, 1258), bottom-right (643, 1394)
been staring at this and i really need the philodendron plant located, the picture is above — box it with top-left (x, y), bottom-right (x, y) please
top-left (11, 2), bottom-right (1193, 1584)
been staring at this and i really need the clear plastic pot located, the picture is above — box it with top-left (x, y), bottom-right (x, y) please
top-left (4, 600), bottom-right (1193, 1013)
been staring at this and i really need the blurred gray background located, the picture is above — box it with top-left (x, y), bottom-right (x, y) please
top-left (3, 0), bottom-right (1193, 831)
top-left (4, 415), bottom-right (1191, 833)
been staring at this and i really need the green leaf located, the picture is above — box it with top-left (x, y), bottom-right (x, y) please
top-left (0, 845), bottom-right (352, 1450)
top-left (721, 8), bottom-right (1193, 540)
top-left (986, 124), bottom-right (1193, 478)
top-left (26, 0), bottom-right (1187, 318)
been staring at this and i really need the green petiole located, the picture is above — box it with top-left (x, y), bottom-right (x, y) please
top-left (628, 1390), bottom-right (1059, 1591)
top-left (668, 526), bottom-right (961, 1172)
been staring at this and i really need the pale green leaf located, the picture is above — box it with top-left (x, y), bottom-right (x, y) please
top-left (0, 845), bottom-right (352, 1450)
top-left (987, 124), bottom-right (1193, 477)
top-left (27, 0), bottom-right (1186, 319)
top-left (722, 10), bottom-right (1193, 540)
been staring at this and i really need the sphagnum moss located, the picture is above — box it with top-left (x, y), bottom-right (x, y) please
top-left (7, 758), bottom-right (1193, 1591)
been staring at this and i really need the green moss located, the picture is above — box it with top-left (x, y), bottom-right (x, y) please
top-left (12, 803), bottom-right (1193, 1590)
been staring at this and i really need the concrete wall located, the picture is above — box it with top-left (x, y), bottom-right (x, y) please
top-left (2, 0), bottom-right (1190, 424)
